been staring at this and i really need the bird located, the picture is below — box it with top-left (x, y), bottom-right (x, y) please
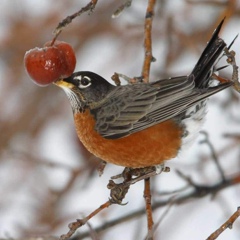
top-left (54, 19), bottom-right (233, 168)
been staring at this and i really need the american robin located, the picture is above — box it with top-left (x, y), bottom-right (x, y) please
top-left (54, 20), bottom-right (233, 168)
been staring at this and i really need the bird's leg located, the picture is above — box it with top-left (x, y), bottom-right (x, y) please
top-left (126, 164), bottom-right (170, 185)
top-left (110, 165), bottom-right (169, 187)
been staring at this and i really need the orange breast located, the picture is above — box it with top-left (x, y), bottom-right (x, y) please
top-left (74, 110), bottom-right (182, 168)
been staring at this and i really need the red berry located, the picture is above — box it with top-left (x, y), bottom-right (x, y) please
top-left (45, 41), bottom-right (76, 78)
top-left (24, 46), bottom-right (62, 86)
top-left (24, 41), bottom-right (76, 86)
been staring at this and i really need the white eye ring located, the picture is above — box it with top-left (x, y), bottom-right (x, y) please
top-left (74, 76), bottom-right (92, 89)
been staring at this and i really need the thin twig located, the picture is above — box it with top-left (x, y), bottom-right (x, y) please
top-left (224, 47), bottom-right (240, 92)
top-left (111, 72), bottom-right (122, 86)
top-left (206, 207), bottom-right (240, 240)
top-left (153, 197), bottom-right (175, 233)
top-left (59, 201), bottom-right (112, 240)
top-left (111, 72), bottom-right (141, 84)
top-left (51, 0), bottom-right (98, 45)
top-left (144, 178), bottom-right (154, 240)
top-left (200, 131), bottom-right (226, 182)
top-left (112, 0), bottom-right (132, 18)
top-left (85, 219), bottom-right (100, 240)
top-left (141, 0), bottom-right (156, 83)
top-left (186, 0), bottom-right (227, 6)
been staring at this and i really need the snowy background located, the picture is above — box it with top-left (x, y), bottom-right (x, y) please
top-left (0, 0), bottom-right (240, 240)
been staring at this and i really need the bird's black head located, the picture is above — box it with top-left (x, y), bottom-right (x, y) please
top-left (55, 71), bottom-right (115, 112)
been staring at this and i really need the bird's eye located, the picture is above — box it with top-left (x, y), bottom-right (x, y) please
top-left (79, 76), bottom-right (91, 89)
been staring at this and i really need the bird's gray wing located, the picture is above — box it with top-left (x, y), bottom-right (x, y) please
top-left (90, 75), bottom-right (231, 139)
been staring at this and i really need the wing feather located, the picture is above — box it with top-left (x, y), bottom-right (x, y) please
top-left (90, 76), bottom-right (197, 138)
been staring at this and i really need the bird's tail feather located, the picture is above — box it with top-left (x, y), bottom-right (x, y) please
top-left (190, 19), bottom-right (227, 88)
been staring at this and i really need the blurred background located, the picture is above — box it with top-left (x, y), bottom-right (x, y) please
top-left (0, 0), bottom-right (240, 239)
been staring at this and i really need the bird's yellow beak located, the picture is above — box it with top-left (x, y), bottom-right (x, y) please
top-left (54, 79), bottom-right (75, 89)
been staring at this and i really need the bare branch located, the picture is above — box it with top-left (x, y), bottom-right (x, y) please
top-left (141, 0), bottom-right (156, 83)
top-left (206, 207), bottom-right (240, 240)
top-left (144, 178), bottom-right (154, 240)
